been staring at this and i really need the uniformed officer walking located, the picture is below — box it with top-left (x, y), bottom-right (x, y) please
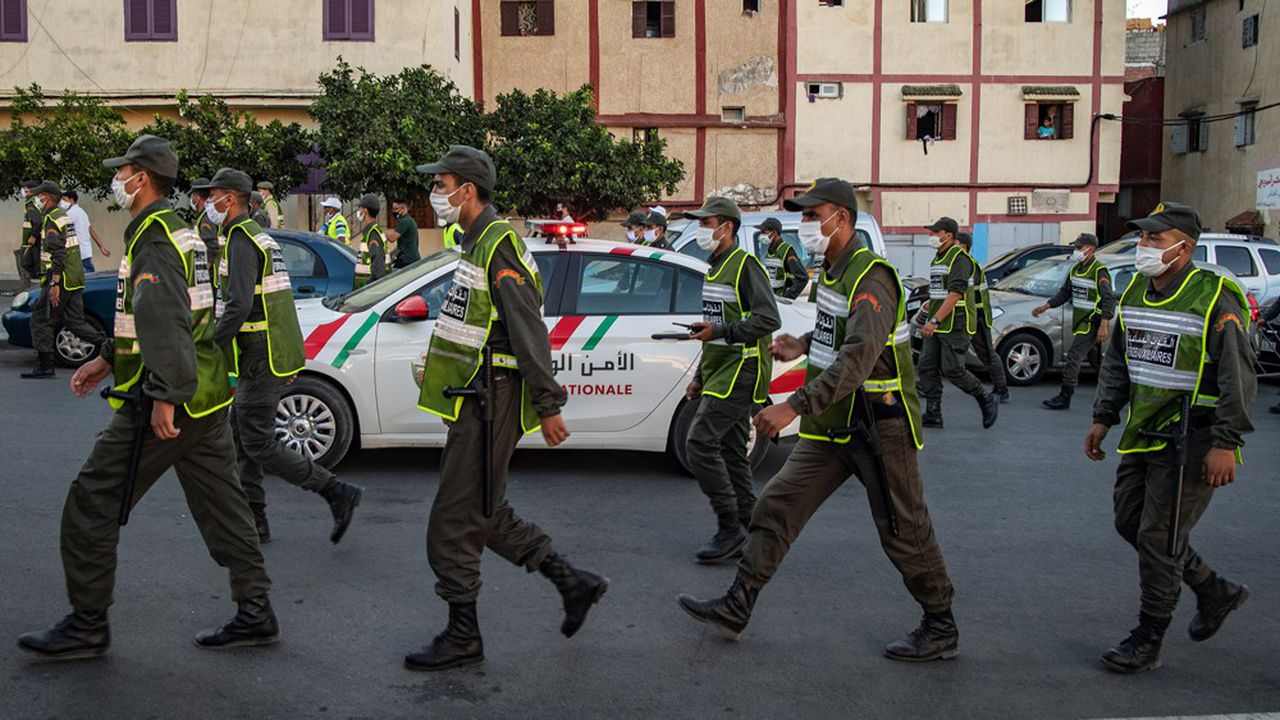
top-left (956, 231), bottom-right (1009, 403)
top-left (201, 169), bottom-right (364, 544)
top-left (408, 145), bottom-right (608, 671)
top-left (915, 217), bottom-right (999, 429)
top-left (353, 192), bottom-right (387, 288)
top-left (21, 181), bottom-right (107, 379)
top-left (1085, 202), bottom-right (1255, 674)
top-left (677, 179), bottom-right (959, 662)
top-left (638, 210), bottom-right (673, 250)
top-left (320, 197), bottom-right (350, 244)
top-left (189, 177), bottom-right (221, 269)
top-left (257, 180), bottom-right (283, 229)
top-left (683, 197), bottom-right (780, 563)
top-left (18, 136), bottom-right (277, 659)
top-left (1034, 233), bottom-right (1115, 410)
top-left (758, 217), bottom-right (808, 300)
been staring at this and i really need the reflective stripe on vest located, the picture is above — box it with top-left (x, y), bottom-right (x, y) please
top-left (698, 247), bottom-right (773, 402)
top-left (927, 244), bottom-right (975, 334)
top-left (223, 219), bottom-right (306, 377)
top-left (1070, 258), bottom-right (1105, 334)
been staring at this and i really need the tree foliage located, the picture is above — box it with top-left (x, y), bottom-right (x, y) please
top-left (486, 86), bottom-right (684, 220)
top-left (309, 60), bottom-right (485, 201)
top-left (1, 84), bottom-right (131, 200)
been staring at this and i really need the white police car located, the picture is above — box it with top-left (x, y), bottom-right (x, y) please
top-left (280, 223), bottom-right (817, 473)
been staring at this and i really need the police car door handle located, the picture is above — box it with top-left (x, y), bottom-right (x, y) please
top-left (346, 348), bottom-right (368, 355)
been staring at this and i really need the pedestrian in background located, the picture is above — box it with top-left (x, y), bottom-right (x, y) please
top-left (621, 210), bottom-right (647, 243)
top-left (758, 217), bottom-right (807, 300)
top-left (956, 231), bottom-right (1008, 403)
top-left (353, 193), bottom-right (386, 288)
top-left (249, 191), bottom-right (270, 229)
top-left (1033, 233), bottom-right (1115, 410)
top-left (320, 197), bottom-right (350, 244)
top-left (386, 198), bottom-right (421, 269)
top-left (60, 190), bottom-right (111, 274)
top-left (639, 210), bottom-right (672, 250)
top-left (257, 181), bottom-right (283, 229)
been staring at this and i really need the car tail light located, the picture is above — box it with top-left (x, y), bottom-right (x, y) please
top-left (1247, 293), bottom-right (1261, 322)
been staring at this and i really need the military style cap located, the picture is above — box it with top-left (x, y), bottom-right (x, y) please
top-left (416, 144), bottom-right (497, 191)
top-left (683, 196), bottom-right (742, 223)
top-left (1072, 233), bottom-right (1099, 247)
top-left (925, 216), bottom-right (960, 234)
top-left (783, 178), bottom-right (859, 216)
top-left (103, 134), bottom-right (179, 180)
top-left (250, 191), bottom-right (264, 205)
top-left (190, 177), bottom-right (212, 194)
top-left (621, 210), bottom-right (648, 228)
top-left (755, 217), bottom-right (783, 233)
top-left (644, 209), bottom-right (667, 228)
top-left (1127, 201), bottom-right (1202, 240)
top-left (31, 180), bottom-right (62, 196)
top-left (256, 180), bottom-right (274, 191)
top-left (21, 179), bottom-right (40, 189)
top-left (194, 168), bottom-right (253, 193)
top-left (358, 192), bottom-right (381, 213)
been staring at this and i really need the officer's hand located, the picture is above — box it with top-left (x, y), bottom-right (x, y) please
top-left (685, 380), bottom-right (702, 400)
top-left (770, 334), bottom-right (806, 361)
top-left (49, 284), bottom-right (60, 307)
top-left (689, 322), bottom-right (715, 342)
top-left (920, 321), bottom-right (937, 338)
top-left (753, 403), bottom-right (798, 438)
top-left (151, 401), bottom-right (181, 440)
top-left (540, 413), bottom-right (570, 447)
top-left (1096, 322), bottom-right (1110, 345)
top-left (71, 357), bottom-right (112, 398)
top-left (1084, 423), bottom-right (1109, 461)
top-left (1203, 447), bottom-right (1236, 487)
top-left (1031, 304), bottom-right (1048, 318)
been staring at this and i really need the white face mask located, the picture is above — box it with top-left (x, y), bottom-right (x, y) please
top-left (695, 224), bottom-right (724, 252)
top-left (112, 172), bottom-right (141, 210)
top-left (204, 196), bottom-right (229, 226)
top-left (928, 234), bottom-right (943, 250)
top-left (625, 229), bottom-right (637, 242)
top-left (58, 199), bottom-right (71, 211)
top-left (798, 213), bottom-right (838, 255)
top-left (1071, 249), bottom-right (1086, 263)
top-left (430, 185), bottom-right (465, 226)
top-left (355, 209), bottom-right (366, 223)
top-left (644, 229), bottom-right (658, 243)
top-left (1135, 240), bottom-right (1184, 277)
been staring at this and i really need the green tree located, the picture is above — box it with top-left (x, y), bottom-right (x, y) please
top-left (141, 92), bottom-right (314, 195)
top-left (485, 86), bottom-right (684, 220)
top-left (309, 60), bottom-right (485, 202)
top-left (1, 84), bottom-right (131, 199)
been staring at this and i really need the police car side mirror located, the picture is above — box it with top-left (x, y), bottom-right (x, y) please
top-left (393, 295), bottom-right (429, 322)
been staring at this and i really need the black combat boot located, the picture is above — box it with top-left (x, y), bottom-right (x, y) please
top-left (922, 399), bottom-right (944, 428)
top-left (1042, 386), bottom-right (1073, 410)
top-left (1189, 574), bottom-right (1249, 642)
top-left (404, 602), bottom-right (484, 671)
top-left (1101, 613), bottom-right (1168, 673)
top-left (20, 353), bottom-right (56, 379)
top-left (997, 387), bottom-right (1010, 404)
top-left (252, 506), bottom-right (271, 544)
top-left (695, 513), bottom-right (748, 564)
top-left (194, 596), bottom-right (280, 649)
top-left (884, 609), bottom-right (960, 662)
top-left (318, 479), bottom-right (364, 544)
top-left (676, 574), bottom-right (760, 641)
top-left (976, 390), bottom-right (1000, 428)
top-left (739, 510), bottom-right (752, 532)
top-left (17, 610), bottom-right (110, 660)
top-left (539, 552), bottom-right (609, 638)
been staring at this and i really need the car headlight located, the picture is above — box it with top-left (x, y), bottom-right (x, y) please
top-left (12, 290), bottom-right (29, 309)
top-left (991, 307), bottom-right (1005, 319)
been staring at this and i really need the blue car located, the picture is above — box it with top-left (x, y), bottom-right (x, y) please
top-left (3, 229), bottom-right (356, 367)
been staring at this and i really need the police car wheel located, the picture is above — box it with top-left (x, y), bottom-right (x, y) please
top-left (276, 376), bottom-right (354, 469)
top-left (1000, 332), bottom-right (1048, 386)
top-left (669, 399), bottom-right (771, 477)
top-left (52, 317), bottom-right (106, 368)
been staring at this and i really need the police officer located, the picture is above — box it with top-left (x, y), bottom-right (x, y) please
top-left (682, 197), bottom-right (780, 563)
top-left (257, 180), bottom-right (283, 229)
top-left (638, 210), bottom-right (673, 250)
top-left (353, 192), bottom-right (387, 288)
top-left (18, 136), bottom-right (276, 660)
top-left (386, 198), bottom-right (421, 269)
top-left (189, 177), bottom-right (221, 269)
top-left (758, 217), bottom-right (807, 300)
top-left (320, 197), bottom-right (349, 244)
top-left (1086, 202), bottom-right (1255, 674)
top-left (22, 181), bottom-right (107, 379)
top-left (1033, 233), bottom-right (1115, 410)
top-left (956, 231), bottom-right (1009, 403)
top-left (249, 191), bottom-right (270, 228)
top-left (677, 179), bottom-right (959, 661)
top-left (620, 209), bottom-right (647, 244)
top-left (408, 145), bottom-right (608, 671)
top-left (915, 217), bottom-right (999, 429)
top-left (201, 169), bottom-right (364, 544)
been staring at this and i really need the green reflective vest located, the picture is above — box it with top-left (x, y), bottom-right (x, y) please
top-left (699, 247), bottom-right (773, 402)
top-left (764, 240), bottom-right (800, 295)
top-left (799, 247), bottom-right (923, 448)
top-left (964, 249), bottom-right (993, 328)
top-left (1070, 257), bottom-right (1109, 335)
top-left (417, 220), bottom-right (543, 434)
top-left (325, 212), bottom-right (350, 244)
top-left (443, 223), bottom-right (463, 249)
top-left (1116, 267), bottom-right (1248, 455)
top-left (354, 223), bottom-right (386, 289)
top-left (21, 196), bottom-right (39, 247)
top-left (927, 244), bottom-right (976, 335)
top-left (112, 209), bottom-right (232, 417)
top-left (218, 218), bottom-right (306, 377)
top-left (263, 195), bottom-right (283, 229)
top-left (42, 207), bottom-right (85, 290)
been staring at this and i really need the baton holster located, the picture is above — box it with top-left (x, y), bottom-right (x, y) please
top-left (444, 346), bottom-right (495, 519)
top-left (825, 389), bottom-right (900, 537)
top-left (99, 374), bottom-right (153, 526)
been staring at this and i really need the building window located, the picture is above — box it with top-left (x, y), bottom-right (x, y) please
top-left (911, 0), bottom-right (947, 23)
top-left (906, 103), bottom-right (957, 141)
top-left (1172, 112), bottom-right (1208, 154)
top-left (1235, 103), bottom-right (1257, 147)
top-left (722, 106), bottom-right (746, 123)
top-left (743, 0), bottom-right (761, 13)
top-left (1191, 6), bottom-right (1206, 42)
top-left (324, 0), bottom-right (375, 41)
top-left (124, 0), bottom-right (177, 42)
top-left (500, 1), bottom-right (555, 36)
top-left (1, 0), bottom-right (26, 42)
top-left (633, 1), bottom-right (675, 38)
top-left (1025, 0), bottom-right (1070, 23)
top-left (633, 127), bottom-right (659, 144)
top-left (454, 8), bottom-right (461, 59)
top-left (1243, 14), bottom-right (1259, 47)
top-left (1024, 103), bottom-right (1074, 140)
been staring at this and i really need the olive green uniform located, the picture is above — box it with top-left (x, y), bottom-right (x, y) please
top-left (916, 245), bottom-right (985, 402)
top-left (965, 250), bottom-right (1007, 396)
top-left (740, 240), bottom-right (955, 613)
top-left (59, 199), bottom-right (269, 611)
top-left (765, 239), bottom-right (808, 300)
top-left (1093, 263), bottom-right (1255, 620)
top-left (1045, 258), bottom-right (1116, 389)
top-left (193, 209), bottom-right (221, 274)
top-left (354, 221), bottom-right (387, 288)
top-left (31, 206), bottom-right (106, 359)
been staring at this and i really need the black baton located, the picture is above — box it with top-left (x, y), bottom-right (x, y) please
top-left (1137, 394), bottom-right (1194, 557)
top-left (444, 346), bottom-right (495, 518)
top-left (826, 389), bottom-right (900, 537)
top-left (99, 379), bottom-right (153, 526)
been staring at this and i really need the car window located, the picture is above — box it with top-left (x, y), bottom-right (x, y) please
top-left (1191, 245), bottom-right (1208, 262)
top-left (675, 269), bottom-right (703, 313)
top-left (330, 248), bottom-right (461, 313)
top-left (1112, 266), bottom-right (1136, 296)
top-left (279, 239), bottom-right (324, 279)
top-left (1214, 246), bottom-right (1257, 278)
top-left (576, 256), bottom-right (675, 315)
top-left (995, 259), bottom-right (1071, 297)
top-left (1259, 248), bottom-right (1280, 276)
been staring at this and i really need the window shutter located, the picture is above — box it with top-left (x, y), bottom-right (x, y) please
top-left (941, 103), bottom-right (958, 140)
top-left (152, 0), bottom-right (175, 38)
top-left (2, 0), bottom-right (27, 40)
top-left (349, 0), bottom-right (372, 39)
top-left (126, 0), bottom-right (149, 38)
top-left (906, 103), bottom-right (918, 140)
top-left (454, 7), bottom-right (461, 58)
top-left (1024, 104), bottom-right (1039, 140)
top-left (1171, 122), bottom-right (1188, 154)
top-left (502, 1), bottom-right (519, 36)
top-left (631, 2), bottom-right (645, 37)
top-left (326, 0), bottom-right (348, 38)
top-left (1059, 103), bottom-right (1074, 140)
top-left (535, 1), bottom-right (554, 35)
top-left (1197, 118), bottom-right (1209, 152)
top-left (1234, 112), bottom-right (1247, 147)
top-left (661, 1), bottom-right (676, 37)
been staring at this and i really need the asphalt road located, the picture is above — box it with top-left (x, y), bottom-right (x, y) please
top-left (1, 343), bottom-right (1277, 720)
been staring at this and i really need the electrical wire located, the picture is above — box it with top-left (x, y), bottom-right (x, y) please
top-left (23, 0), bottom-right (140, 116)
top-left (1100, 101), bottom-right (1280, 125)
top-left (195, 0), bottom-right (217, 90)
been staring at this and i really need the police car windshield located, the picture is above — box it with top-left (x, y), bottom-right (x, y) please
top-left (326, 249), bottom-right (460, 313)
top-left (995, 258), bottom-right (1070, 298)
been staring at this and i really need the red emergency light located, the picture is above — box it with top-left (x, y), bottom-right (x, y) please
top-left (554, 223), bottom-right (587, 236)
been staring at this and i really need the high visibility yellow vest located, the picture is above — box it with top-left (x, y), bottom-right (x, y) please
top-left (927, 244), bottom-right (976, 335)
top-left (699, 247), bottom-right (773, 402)
top-left (218, 218), bottom-right (306, 377)
top-left (1070, 258), bottom-right (1110, 335)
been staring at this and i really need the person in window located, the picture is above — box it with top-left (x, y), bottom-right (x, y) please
top-left (1038, 106), bottom-right (1058, 140)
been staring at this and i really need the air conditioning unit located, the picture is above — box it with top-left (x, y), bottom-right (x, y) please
top-left (1031, 190), bottom-right (1070, 213)
top-left (807, 82), bottom-right (843, 99)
